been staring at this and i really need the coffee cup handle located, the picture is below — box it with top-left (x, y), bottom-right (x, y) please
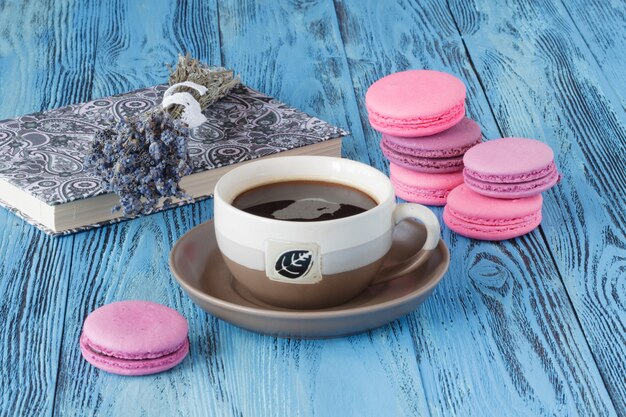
top-left (371, 203), bottom-right (441, 285)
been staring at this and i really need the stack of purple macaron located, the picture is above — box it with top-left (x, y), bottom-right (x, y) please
top-left (366, 70), bottom-right (482, 206)
top-left (443, 137), bottom-right (560, 241)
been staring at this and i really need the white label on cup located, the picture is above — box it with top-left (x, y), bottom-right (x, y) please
top-left (265, 240), bottom-right (322, 284)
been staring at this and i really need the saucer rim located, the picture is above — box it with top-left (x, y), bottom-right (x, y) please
top-left (169, 219), bottom-right (449, 319)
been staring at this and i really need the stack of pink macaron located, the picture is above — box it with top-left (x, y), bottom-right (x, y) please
top-left (366, 70), bottom-right (482, 206)
top-left (443, 137), bottom-right (560, 241)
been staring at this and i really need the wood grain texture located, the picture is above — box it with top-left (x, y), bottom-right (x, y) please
top-left (335, 0), bottom-right (618, 415)
top-left (559, 0), bottom-right (626, 111)
top-left (0, 222), bottom-right (71, 417)
top-left (0, 0), bottom-right (99, 415)
top-left (447, 0), bottom-right (626, 413)
top-left (0, 1), bottom-right (98, 118)
top-left (217, 0), bottom-right (370, 164)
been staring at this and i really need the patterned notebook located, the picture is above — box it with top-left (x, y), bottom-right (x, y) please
top-left (0, 84), bottom-right (347, 235)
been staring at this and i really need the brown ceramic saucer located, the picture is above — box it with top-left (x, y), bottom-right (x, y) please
top-left (169, 219), bottom-right (449, 339)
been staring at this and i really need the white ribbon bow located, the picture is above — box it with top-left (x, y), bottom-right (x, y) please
top-left (161, 81), bottom-right (208, 128)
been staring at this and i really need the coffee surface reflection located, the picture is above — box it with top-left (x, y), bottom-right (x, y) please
top-left (232, 180), bottom-right (377, 222)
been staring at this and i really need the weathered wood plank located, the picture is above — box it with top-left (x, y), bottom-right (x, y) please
top-left (0, 1), bottom-right (101, 416)
top-left (335, 0), bottom-right (618, 415)
top-left (559, 0), bottom-right (626, 111)
top-left (0, 1), bottom-right (98, 118)
top-left (50, 1), bottom-right (228, 416)
top-left (0, 221), bottom-right (72, 417)
top-left (447, 0), bottom-right (626, 413)
top-left (217, 0), bottom-right (370, 165)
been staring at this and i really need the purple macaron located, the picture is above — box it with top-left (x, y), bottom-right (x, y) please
top-left (80, 300), bottom-right (189, 376)
top-left (380, 117), bottom-right (482, 173)
top-left (463, 137), bottom-right (560, 198)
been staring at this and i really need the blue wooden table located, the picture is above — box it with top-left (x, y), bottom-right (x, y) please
top-left (1, 0), bottom-right (624, 416)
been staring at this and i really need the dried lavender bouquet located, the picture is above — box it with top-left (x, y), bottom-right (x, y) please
top-left (84, 55), bottom-right (239, 216)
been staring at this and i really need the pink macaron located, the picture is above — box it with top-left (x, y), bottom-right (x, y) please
top-left (463, 138), bottom-right (560, 198)
top-left (366, 70), bottom-right (466, 137)
top-left (443, 184), bottom-right (543, 241)
top-left (390, 163), bottom-right (464, 206)
top-left (380, 117), bottom-right (482, 173)
top-left (80, 300), bottom-right (189, 376)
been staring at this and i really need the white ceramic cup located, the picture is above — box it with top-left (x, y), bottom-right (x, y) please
top-left (214, 156), bottom-right (440, 309)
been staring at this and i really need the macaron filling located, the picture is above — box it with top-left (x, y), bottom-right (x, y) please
top-left (381, 142), bottom-right (465, 173)
top-left (464, 161), bottom-right (558, 184)
top-left (383, 150), bottom-right (464, 168)
top-left (382, 136), bottom-right (482, 158)
top-left (368, 101), bottom-right (465, 131)
top-left (390, 176), bottom-right (450, 198)
top-left (464, 168), bottom-right (560, 196)
top-left (80, 334), bottom-right (190, 369)
top-left (80, 333), bottom-right (189, 360)
top-left (443, 208), bottom-right (541, 234)
top-left (445, 208), bottom-right (541, 228)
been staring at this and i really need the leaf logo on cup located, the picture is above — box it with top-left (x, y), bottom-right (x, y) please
top-left (265, 241), bottom-right (322, 284)
top-left (274, 250), bottom-right (313, 279)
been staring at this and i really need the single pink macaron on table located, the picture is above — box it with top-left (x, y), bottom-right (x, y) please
top-left (80, 300), bottom-right (189, 376)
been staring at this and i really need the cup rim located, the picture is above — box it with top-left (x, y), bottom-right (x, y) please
top-left (214, 156), bottom-right (395, 226)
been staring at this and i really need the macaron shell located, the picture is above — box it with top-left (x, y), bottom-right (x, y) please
top-left (447, 183), bottom-right (543, 219)
top-left (80, 334), bottom-right (189, 376)
top-left (370, 110), bottom-right (465, 137)
top-left (390, 163), bottom-right (464, 206)
top-left (366, 70), bottom-right (466, 119)
top-left (366, 70), bottom-right (466, 137)
top-left (443, 184), bottom-right (543, 240)
top-left (463, 137), bottom-right (556, 181)
top-left (394, 184), bottom-right (447, 206)
top-left (382, 140), bottom-right (464, 173)
top-left (464, 167), bottom-right (560, 198)
top-left (82, 300), bottom-right (188, 360)
top-left (382, 117), bottom-right (482, 157)
top-left (443, 207), bottom-right (542, 241)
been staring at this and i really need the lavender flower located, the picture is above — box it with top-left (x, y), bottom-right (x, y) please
top-left (84, 109), bottom-right (193, 216)
top-left (82, 56), bottom-right (238, 218)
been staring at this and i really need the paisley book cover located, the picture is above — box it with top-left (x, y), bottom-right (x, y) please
top-left (0, 84), bottom-right (347, 235)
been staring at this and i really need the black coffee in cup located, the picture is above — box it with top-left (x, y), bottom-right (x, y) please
top-left (232, 180), bottom-right (377, 222)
